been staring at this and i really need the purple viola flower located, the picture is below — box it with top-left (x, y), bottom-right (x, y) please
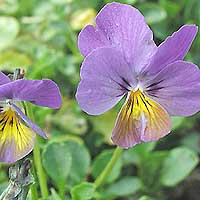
top-left (76, 2), bottom-right (200, 148)
top-left (0, 72), bottom-right (61, 163)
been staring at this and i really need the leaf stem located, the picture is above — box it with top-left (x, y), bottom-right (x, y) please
top-left (26, 103), bottom-right (49, 199)
top-left (94, 146), bottom-right (123, 188)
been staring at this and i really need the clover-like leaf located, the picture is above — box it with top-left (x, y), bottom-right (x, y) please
top-left (161, 147), bottom-right (199, 186)
top-left (106, 176), bottom-right (143, 197)
top-left (42, 142), bottom-right (72, 185)
top-left (71, 182), bottom-right (95, 200)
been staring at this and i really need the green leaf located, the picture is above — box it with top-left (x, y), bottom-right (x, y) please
top-left (65, 141), bottom-right (91, 184)
top-left (139, 3), bottom-right (167, 25)
top-left (71, 182), bottom-right (95, 200)
top-left (53, 99), bottom-right (87, 135)
top-left (159, 0), bottom-right (180, 16)
top-left (161, 147), bottom-right (199, 186)
top-left (73, 0), bottom-right (98, 8)
top-left (171, 116), bottom-right (185, 130)
top-left (50, 188), bottom-right (62, 200)
top-left (139, 196), bottom-right (156, 200)
top-left (123, 142), bottom-right (156, 165)
top-left (90, 108), bottom-right (118, 144)
top-left (92, 150), bottom-right (122, 184)
top-left (181, 133), bottom-right (200, 153)
top-left (106, 177), bottom-right (143, 197)
top-left (140, 151), bottom-right (168, 190)
top-left (151, 22), bottom-right (169, 40)
top-left (42, 142), bottom-right (72, 185)
top-left (0, 17), bottom-right (19, 51)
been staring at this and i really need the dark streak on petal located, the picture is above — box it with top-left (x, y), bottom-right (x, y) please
top-left (146, 80), bottom-right (164, 88)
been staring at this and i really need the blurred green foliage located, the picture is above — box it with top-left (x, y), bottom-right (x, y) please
top-left (0, 0), bottom-right (200, 199)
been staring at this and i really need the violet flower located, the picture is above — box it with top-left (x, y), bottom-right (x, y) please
top-left (0, 72), bottom-right (61, 162)
top-left (76, 2), bottom-right (200, 148)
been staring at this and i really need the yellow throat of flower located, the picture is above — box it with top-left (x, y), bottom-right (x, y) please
top-left (112, 89), bottom-right (171, 148)
top-left (0, 107), bottom-right (35, 162)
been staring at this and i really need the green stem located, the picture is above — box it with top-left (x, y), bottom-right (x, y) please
top-left (30, 166), bottom-right (39, 200)
top-left (31, 184), bottom-right (38, 200)
top-left (26, 103), bottom-right (49, 199)
top-left (58, 181), bottom-right (65, 200)
top-left (33, 138), bottom-right (49, 198)
top-left (94, 146), bottom-right (123, 188)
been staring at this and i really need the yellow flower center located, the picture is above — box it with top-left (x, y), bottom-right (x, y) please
top-left (112, 89), bottom-right (171, 148)
top-left (0, 107), bottom-right (35, 162)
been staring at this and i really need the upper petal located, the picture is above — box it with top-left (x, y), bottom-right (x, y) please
top-left (143, 25), bottom-right (198, 75)
top-left (78, 25), bottom-right (110, 57)
top-left (78, 2), bottom-right (157, 73)
top-left (76, 47), bottom-right (137, 115)
top-left (145, 61), bottom-right (200, 116)
top-left (0, 79), bottom-right (62, 109)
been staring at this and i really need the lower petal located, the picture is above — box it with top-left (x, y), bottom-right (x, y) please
top-left (0, 108), bottom-right (35, 163)
top-left (112, 90), bottom-right (171, 148)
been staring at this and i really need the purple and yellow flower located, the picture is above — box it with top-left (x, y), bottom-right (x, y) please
top-left (0, 72), bottom-right (61, 162)
top-left (76, 2), bottom-right (200, 148)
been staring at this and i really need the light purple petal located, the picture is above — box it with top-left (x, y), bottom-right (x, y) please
top-left (0, 72), bottom-right (10, 85)
top-left (0, 79), bottom-right (62, 109)
top-left (143, 25), bottom-right (198, 75)
top-left (78, 25), bottom-right (110, 57)
top-left (78, 2), bottom-right (157, 73)
top-left (10, 102), bottom-right (47, 138)
top-left (145, 61), bottom-right (200, 116)
top-left (76, 47), bottom-right (137, 115)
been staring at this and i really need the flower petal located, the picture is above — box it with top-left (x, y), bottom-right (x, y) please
top-left (76, 47), bottom-right (137, 115)
top-left (78, 25), bottom-right (110, 57)
top-left (143, 25), bottom-right (198, 75)
top-left (0, 79), bottom-right (62, 109)
top-left (10, 102), bottom-right (47, 139)
top-left (0, 72), bottom-right (10, 85)
top-left (145, 61), bottom-right (200, 116)
top-left (78, 2), bottom-right (156, 73)
top-left (0, 108), bottom-right (35, 163)
top-left (112, 90), bottom-right (171, 148)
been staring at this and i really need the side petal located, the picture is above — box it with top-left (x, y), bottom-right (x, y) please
top-left (145, 61), bottom-right (200, 116)
top-left (0, 72), bottom-right (11, 85)
top-left (78, 2), bottom-right (156, 73)
top-left (0, 79), bottom-right (62, 109)
top-left (10, 102), bottom-right (47, 139)
top-left (143, 25), bottom-right (198, 75)
top-left (76, 47), bottom-right (137, 115)
top-left (0, 108), bottom-right (35, 163)
top-left (112, 91), bottom-right (171, 148)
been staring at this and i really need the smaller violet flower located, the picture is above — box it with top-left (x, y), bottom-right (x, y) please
top-left (0, 72), bottom-right (61, 163)
top-left (76, 2), bottom-right (200, 148)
